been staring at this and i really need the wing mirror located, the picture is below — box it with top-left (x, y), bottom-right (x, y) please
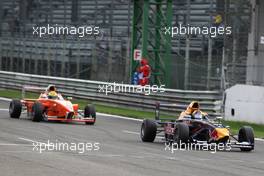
top-left (184, 115), bottom-right (192, 119)
top-left (216, 116), bottom-right (223, 120)
top-left (216, 116), bottom-right (223, 123)
top-left (67, 97), bottom-right (73, 100)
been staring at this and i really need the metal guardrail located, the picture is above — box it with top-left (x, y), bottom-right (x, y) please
top-left (0, 71), bottom-right (223, 117)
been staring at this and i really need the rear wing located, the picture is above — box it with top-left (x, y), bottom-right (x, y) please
top-left (22, 86), bottom-right (46, 99)
top-left (155, 102), bottom-right (180, 121)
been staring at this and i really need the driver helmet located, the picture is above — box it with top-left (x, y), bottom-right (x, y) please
top-left (48, 91), bottom-right (58, 99)
top-left (186, 101), bottom-right (200, 114)
top-left (46, 85), bottom-right (56, 92)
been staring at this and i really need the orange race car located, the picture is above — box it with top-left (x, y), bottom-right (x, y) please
top-left (9, 85), bottom-right (96, 125)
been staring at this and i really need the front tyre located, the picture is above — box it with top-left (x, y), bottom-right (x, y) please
top-left (141, 119), bottom-right (157, 142)
top-left (32, 102), bottom-right (44, 122)
top-left (173, 123), bottom-right (189, 144)
top-left (238, 126), bottom-right (254, 151)
top-left (9, 100), bottom-right (22, 118)
top-left (84, 105), bottom-right (96, 125)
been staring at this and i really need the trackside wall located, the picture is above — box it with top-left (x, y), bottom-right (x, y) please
top-left (225, 84), bottom-right (264, 124)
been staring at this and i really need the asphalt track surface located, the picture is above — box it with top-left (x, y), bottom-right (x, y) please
top-left (0, 100), bottom-right (264, 176)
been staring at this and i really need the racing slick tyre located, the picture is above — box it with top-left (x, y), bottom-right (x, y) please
top-left (9, 100), bottom-right (22, 118)
top-left (32, 102), bottom-right (44, 122)
top-left (173, 123), bottom-right (189, 144)
top-left (141, 119), bottom-right (157, 142)
top-left (84, 105), bottom-right (96, 125)
top-left (238, 126), bottom-right (254, 151)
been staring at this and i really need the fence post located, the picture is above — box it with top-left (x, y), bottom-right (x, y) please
top-left (91, 42), bottom-right (98, 80)
top-left (0, 0), bottom-right (2, 70)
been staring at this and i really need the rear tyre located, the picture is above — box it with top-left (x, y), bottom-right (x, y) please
top-left (141, 119), bottom-right (157, 142)
top-left (238, 126), bottom-right (254, 151)
top-left (173, 123), bottom-right (189, 144)
top-left (84, 105), bottom-right (96, 125)
top-left (32, 102), bottom-right (44, 122)
top-left (9, 100), bottom-right (22, 118)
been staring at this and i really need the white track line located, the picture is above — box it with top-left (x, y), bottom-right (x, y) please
top-left (18, 137), bottom-right (36, 143)
top-left (98, 112), bottom-right (143, 122)
top-left (122, 130), bottom-right (140, 135)
top-left (255, 138), bottom-right (264, 142)
top-left (0, 97), bottom-right (12, 102)
top-left (122, 130), bottom-right (163, 139)
top-left (0, 143), bottom-right (32, 146)
top-left (18, 137), bottom-right (47, 146)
